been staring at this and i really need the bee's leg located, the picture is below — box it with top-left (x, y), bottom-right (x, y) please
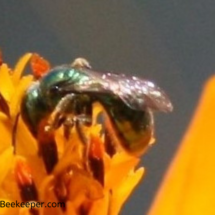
top-left (57, 98), bottom-right (105, 185)
top-left (72, 100), bottom-right (93, 171)
top-left (74, 119), bottom-right (91, 172)
top-left (75, 103), bottom-right (105, 186)
top-left (46, 93), bottom-right (93, 140)
top-left (62, 95), bottom-right (93, 140)
top-left (75, 99), bottom-right (93, 144)
top-left (75, 118), bottom-right (105, 186)
top-left (62, 117), bottom-right (74, 140)
top-left (47, 94), bottom-right (78, 131)
top-left (104, 125), bottom-right (116, 157)
top-left (47, 94), bottom-right (95, 171)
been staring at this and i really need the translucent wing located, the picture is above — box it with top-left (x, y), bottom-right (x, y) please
top-left (105, 73), bottom-right (173, 112)
top-left (61, 67), bottom-right (173, 112)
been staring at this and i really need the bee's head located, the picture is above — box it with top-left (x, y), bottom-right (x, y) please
top-left (39, 81), bottom-right (71, 110)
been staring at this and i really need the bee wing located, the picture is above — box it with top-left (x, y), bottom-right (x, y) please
top-left (116, 74), bottom-right (172, 112)
top-left (59, 67), bottom-right (118, 95)
top-left (62, 68), bottom-right (173, 112)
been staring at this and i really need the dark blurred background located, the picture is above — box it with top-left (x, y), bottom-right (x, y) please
top-left (0, 1), bottom-right (214, 214)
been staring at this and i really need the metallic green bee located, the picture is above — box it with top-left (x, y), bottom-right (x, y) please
top-left (20, 59), bottom-right (173, 173)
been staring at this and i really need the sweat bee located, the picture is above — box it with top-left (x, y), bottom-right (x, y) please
top-left (20, 58), bottom-right (173, 173)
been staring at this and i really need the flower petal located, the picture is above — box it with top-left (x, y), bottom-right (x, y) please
top-left (109, 167), bottom-right (144, 215)
top-left (0, 147), bottom-right (14, 185)
top-left (0, 64), bottom-right (14, 102)
top-left (15, 119), bottom-right (38, 156)
top-left (148, 76), bottom-right (215, 215)
top-left (0, 116), bottom-right (12, 153)
top-left (105, 152), bottom-right (140, 189)
top-left (88, 191), bottom-right (110, 215)
top-left (10, 75), bottom-right (33, 117)
top-left (11, 53), bottom-right (32, 85)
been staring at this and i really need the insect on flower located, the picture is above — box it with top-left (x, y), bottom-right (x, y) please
top-left (20, 58), bottom-right (173, 174)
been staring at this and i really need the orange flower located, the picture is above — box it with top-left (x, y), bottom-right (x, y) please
top-left (148, 76), bottom-right (215, 215)
top-left (0, 52), bottom-right (146, 215)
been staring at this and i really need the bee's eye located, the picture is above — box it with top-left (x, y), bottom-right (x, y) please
top-left (49, 85), bottom-right (60, 94)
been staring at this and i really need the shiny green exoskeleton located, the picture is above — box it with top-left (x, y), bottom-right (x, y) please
top-left (21, 60), bottom-right (173, 159)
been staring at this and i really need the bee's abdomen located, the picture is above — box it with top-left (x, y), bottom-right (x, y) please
top-left (104, 101), bottom-right (154, 156)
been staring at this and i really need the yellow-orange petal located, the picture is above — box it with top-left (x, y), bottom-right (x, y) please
top-left (88, 191), bottom-right (110, 215)
top-left (105, 152), bottom-right (140, 189)
top-left (66, 168), bottom-right (104, 204)
top-left (0, 147), bottom-right (14, 185)
top-left (0, 64), bottom-right (14, 102)
top-left (148, 76), bottom-right (215, 215)
top-left (40, 176), bottom-right (65, 215)
top-left (10, 75), bottom-right (33, 117)
top-left (0, 115), bottom-right (13, 152)
top-left (109, 167), bottom-right (144, 215)
top-left (11, 53), bottom-right (32, 85)
top-left (15, 119), bottom-right (38, 156)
